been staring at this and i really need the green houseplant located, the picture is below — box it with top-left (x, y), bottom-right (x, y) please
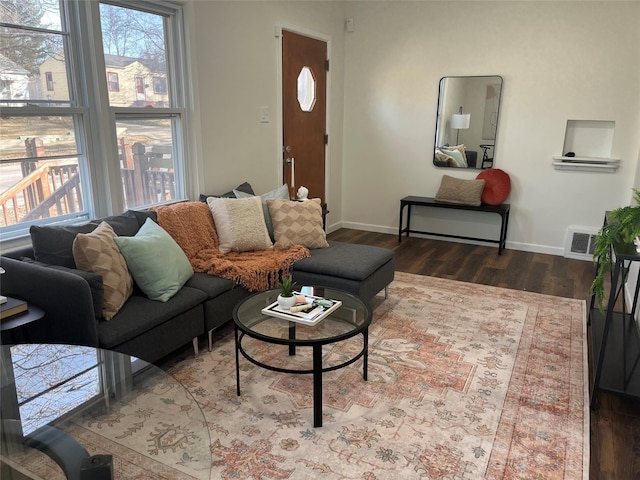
top-left (277, 276), bottom-right (297, 310)
top-left (591, 189), bottom-right (640, 311)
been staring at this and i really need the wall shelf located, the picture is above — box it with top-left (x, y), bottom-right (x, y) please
top-left (552, 156), bottom-right (621, 172)
top-left (554, 119), bottom-right (619, 172)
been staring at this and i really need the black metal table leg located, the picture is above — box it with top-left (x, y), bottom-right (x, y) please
top-left (363, 329), bottom-right (369, 381)
top-left (289, 322), bottom-right (296, 356)
top-left (313, 344), bottom-right (322, 427)
top-left (398, 201), bottom-right (405, 242)
top-left (235, 326), bottom-right (241, 396)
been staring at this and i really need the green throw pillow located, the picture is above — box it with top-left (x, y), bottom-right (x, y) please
top-left (114, 218), bottom-right (193, 302)
top-left (440, 148), bottom-right (468, 168)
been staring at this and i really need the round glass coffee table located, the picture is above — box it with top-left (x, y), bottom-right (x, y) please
top-left (233, 286), bottom-right (371, 427)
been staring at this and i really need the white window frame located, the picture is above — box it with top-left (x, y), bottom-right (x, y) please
top-left (0, 0), bottom-right (192, 245)
top-left (90, 0), bottom-right (191, 217)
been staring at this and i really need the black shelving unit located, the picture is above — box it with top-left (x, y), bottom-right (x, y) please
top-left (589, 213), bottom-right (640, 408)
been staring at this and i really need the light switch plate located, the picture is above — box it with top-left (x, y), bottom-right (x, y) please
top-left (260, 106), bottom-right (270, 123)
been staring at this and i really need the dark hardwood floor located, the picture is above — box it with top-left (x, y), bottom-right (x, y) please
top-left (327, 228), bottom-right (640, 480)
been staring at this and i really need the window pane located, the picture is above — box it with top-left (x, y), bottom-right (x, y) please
top-left (0, 27), bottom-right (68, 104)
top-left (116, 118), bottom-right (179, 209)
top-left (297, 66), bottom-right (316, 112)
top-left (0, 116), bottom-right (78, 160)
top-left (11, 344), bottom-right (101, 435)
top-left (100, 4), bottom-right (170, 108)
top-left (0, 0), bottom-right (62, 31)
top-left (0, 116), bottom-right (85, 228)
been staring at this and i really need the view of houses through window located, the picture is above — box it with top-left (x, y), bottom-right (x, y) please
top-left (0, 0), bottom-right (187, 240)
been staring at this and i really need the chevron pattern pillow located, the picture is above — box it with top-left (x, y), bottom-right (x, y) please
top-left (73, 221), bottom-right (133, 320)
top-left (267, 198), bottom-right (329, 250)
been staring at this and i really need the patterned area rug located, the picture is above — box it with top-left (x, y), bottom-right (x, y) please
top-left (7, 272), bottom-right (588, 479)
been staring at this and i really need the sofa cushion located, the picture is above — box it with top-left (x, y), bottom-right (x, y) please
top-left (199, 181), bottom-right (255, 202)
top-left (267, 198), bottom-right (329, 250)
top-left (30, 223), bottom-right (97, 268)
top-left (206, 196), bottom-right (273, 254)
top-left (30, 210), bottom-right (157, 268)
top-left (184, 272), bottom-right (235, 299)
top-left (104, 210), bottom-right (158, 235)
top-left (72, 221), bottom-right (133, 320)
top-left (97, 286), bottom-right (207, 349)
top-left (292, 241), bottom-right (393, 281)
top-left (114, 218), bottom-right (194, 302)
top-left (233, 184), bottom-right (289, 240)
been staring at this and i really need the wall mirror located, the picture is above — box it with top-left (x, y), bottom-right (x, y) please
top-left (434, 75), bottom-right (503, 169)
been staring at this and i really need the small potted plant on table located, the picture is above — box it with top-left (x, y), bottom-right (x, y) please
top-left (277, 276), bottom-right (297, 310)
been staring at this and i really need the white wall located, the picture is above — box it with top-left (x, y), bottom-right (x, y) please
top-left (188, 1), bottom-right (640, 255)
top-left (189, 0), bottom-right (347, 225)
top-left (341, 1), bottom-right (640, 254)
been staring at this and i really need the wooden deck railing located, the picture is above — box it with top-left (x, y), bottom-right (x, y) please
top-left (0, 162), bottom-right (83, 227)
top-left (0, 140), bottom-right (176, 228)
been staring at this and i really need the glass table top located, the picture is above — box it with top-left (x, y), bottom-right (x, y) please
top-left (1, 343), bottom-right (211, 480)
top-left (234, 286), bottom-right (371, 344)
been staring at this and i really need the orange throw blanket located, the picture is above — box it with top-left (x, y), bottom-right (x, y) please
top-left (154, 202), bottom-right (309, 292)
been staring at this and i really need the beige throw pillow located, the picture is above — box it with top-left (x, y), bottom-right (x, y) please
top-left (435, 175), bottom-right (486, 206)
top-left (207, 196), bottom-right (273, 254)
top-left (267, 198), bottom-right (329, 250)
top-left (72, 221), bottom-right (133, 320)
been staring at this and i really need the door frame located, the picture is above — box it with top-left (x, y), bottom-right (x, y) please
top-left (275, 23), bottom-right (332, 206)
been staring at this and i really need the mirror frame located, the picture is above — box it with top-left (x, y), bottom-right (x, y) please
top-left (434, 75), bottom-right (503, 169)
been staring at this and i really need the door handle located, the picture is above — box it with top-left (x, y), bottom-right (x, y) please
top-left (284, 157), bottom-right (295, 187)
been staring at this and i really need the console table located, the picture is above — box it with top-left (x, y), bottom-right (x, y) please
top-left (398, 196), bottom-right (510, 254)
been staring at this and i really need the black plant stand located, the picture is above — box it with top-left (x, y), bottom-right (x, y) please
top-left (589, 213), bottom-right (640, 409)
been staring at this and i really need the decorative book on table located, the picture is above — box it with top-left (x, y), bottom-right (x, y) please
top-left (261, 292), bottom-right (342, 326)
top-left (0, 297), bottom-right (28, 321)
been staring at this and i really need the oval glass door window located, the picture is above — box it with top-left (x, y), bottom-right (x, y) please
top-left (297, 66), bottom-right (316, 112)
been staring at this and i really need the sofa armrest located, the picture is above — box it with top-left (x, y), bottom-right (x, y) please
top-left (0, 257), bottom-right (100, 347)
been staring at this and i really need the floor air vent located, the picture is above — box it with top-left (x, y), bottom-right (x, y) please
top-left (564, 227), bottom-right (597, 261)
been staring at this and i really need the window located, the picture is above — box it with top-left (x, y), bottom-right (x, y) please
top-left (153, 76), bottom-right (167, 94)
top-left (297, 66), bottom-right (316, 112)
top-left (0, 0), bottom-right (88, 239)
top-left (45, 72), bottom-right (54, 91)
top-left (9, 344), bottom-right (102, 435)
top-left (107, 71), bottom-right (119, 91)
top-left (0, 0), bottom-right (190, 241)
top-left (100, 2), bottom-right (185, 210)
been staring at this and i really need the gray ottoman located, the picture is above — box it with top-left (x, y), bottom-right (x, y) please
top-left (292, 241), bottom-right (394, 304)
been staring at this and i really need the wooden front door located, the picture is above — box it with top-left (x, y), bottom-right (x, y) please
top-left (282, 30), bottom-right (327, 203)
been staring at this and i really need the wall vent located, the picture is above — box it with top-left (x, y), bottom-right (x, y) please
top-left (564, 226), bottom-right (598, 261)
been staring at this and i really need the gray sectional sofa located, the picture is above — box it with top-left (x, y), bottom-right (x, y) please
top-left (0, 208), bottom-right (394, 364)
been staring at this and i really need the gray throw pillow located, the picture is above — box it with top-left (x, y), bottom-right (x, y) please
top-left (30, 210), bottom-right (156, 268)
top-left (199, 181), bottom-right (255, 202)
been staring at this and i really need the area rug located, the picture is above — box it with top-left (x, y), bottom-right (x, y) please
top-left (7, 272), bottom-right (588, 479)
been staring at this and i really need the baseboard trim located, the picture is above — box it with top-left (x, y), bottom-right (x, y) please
top-left (330, 221), bottom-right (569, 258)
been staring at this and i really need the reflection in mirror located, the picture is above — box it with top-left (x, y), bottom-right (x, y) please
top-left (434, 76), bottom-right (503, 169)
